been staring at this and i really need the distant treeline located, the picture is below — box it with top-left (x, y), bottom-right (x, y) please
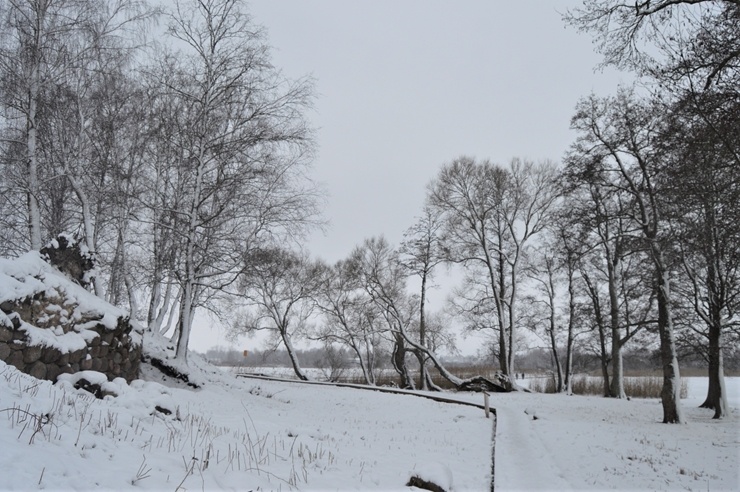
top-left (199, 345), bottom-right (740, 375)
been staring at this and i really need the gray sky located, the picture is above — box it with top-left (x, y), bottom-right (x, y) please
top-left (248, 0), bottom-right (627, 262)
top-left (190, 0), bottom-right (630, 352)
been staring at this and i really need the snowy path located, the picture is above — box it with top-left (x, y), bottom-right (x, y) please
top-left (493, 405), bottom-right (574, 490)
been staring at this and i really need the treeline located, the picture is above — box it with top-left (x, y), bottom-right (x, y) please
top-left (1, 0), bottom-right (738, 423)
top-left (202, 345), bottom-right (740, 376)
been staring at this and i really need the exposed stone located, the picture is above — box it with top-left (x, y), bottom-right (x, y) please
top-left (40, 234), bottom-right (95, 288)
top-left (7, 350), bottom-right (24, 369)
top-left (80, 357), bottom-right (93, 370)
top-left (0, 344), bottom-right (10, 360)
top-left (407, 476), bottom-right (446, 492)
top-left (72, 378), bottom-right (116, 399)
top-left (28, 361), bottom-right (47, 380)
top-left (46, 364), bottom-right (63, 382)
top-left (41, 348), bottom-right (60, 364)
top-left (154, 405), bottom-right (172, 416)
top-left (23, 345), bottom-right (43, 364)
top-left (91, 358), bottom-right (105, 372)
top-left (147, 357), bottom-right (200, 389)
top-left (68, 348), bottom-right (85, 362)
top-left (0, 325), bottom-right (13, 343)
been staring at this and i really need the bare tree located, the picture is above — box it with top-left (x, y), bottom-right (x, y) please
top-left (349, 237), bottom-right (417, 389)
top-left (231, 247), bottom-right (322, 381)
top-left (564, 0), bottom-right (740, 92)
top-left (312, 259), bottom-right (384, 385)
top-left (150, 0), bottom-right (320, 362)
top-left (428, 156), bottom-right (559, 381)
top-left (399, 205), bottom-right (446, 390)
top-left (569, 89), bottom-right (684, 422)
top-left (0, 0), bottom-right (152, 253)
top-left (664, 92), bottom-right (740, 419)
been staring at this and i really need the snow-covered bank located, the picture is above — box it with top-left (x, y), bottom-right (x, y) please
top-left (2, 341), bottom-right (738, 491)
top-left (0, 340), bottom-right (492, 491)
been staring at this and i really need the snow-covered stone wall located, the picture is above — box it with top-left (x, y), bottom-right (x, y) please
top-left (0, 253), bottom-right (142, 383)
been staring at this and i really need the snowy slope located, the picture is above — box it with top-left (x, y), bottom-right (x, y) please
top-left (0, 334), bottom-right (493, 491)
top-left (1, 331), bottom-right (738, 491)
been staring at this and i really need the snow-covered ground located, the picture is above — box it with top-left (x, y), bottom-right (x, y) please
top-left (1, 340), bottom-right (738, 491)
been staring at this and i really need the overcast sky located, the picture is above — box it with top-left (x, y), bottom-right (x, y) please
top-left (248, 0), bottom-right (628, 261)
top-left (190, 0), bottom-right (631, 352)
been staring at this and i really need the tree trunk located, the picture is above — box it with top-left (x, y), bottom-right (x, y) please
top-left (416, 350), bottom-right (429, 390)
top-left (27, 67), bottom-right (42, 251)
top-left (392, 333), bottom-right (415, 389)
top-left (654, 258), bottom-right (683, 423)
top-left (701, 322), bottom-right (728, 419)
top-left (548, 323), bottom-right (564, 393)
top-left (282, 331), bottom-right (308, 381)
top-left (583, 273), bottom-right (611, 396)
top-left (607, 258), bottom-right (626, 398)
top-left (363, 333), bottom-right (377, 385)
top-left (418, 272), bottom-right (429, 390)
top-left (546, 270), bottom-right (563, 392)
top-left (699, 249), bottom-right (728, 419)
top-left (67, 173), bottom-right (103, 296)
top-left (564, 265), bottom-right (577, 395)
top-left (610, 340), bottom-right (625, 399)
top-left (175, 280), bottom-right (194, 363)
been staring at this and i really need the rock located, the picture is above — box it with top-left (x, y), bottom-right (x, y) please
top-left (23, 345), bottom-right (43, 364)
top-left (28, 361), bottom-right (47, 379)
top-left (91, 358), bottom-right (105, 372)
top-left (46, 364), bottom-right (62, 382)
top-left (7, 350), bottom-right (24, 369)
top-left (40, 234), bottom-right (95, 288)
top-left (0, 325), bottom-right (13, 343)
top-left (0, 344), bottom-right (10, 360)
top-left (407, 476), bottom-right (446, 492)
top-left (41, 348), bottom-right (60, 364)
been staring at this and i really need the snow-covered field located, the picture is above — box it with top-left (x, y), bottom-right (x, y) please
top-left (1, 340), bottom-right (738, 491)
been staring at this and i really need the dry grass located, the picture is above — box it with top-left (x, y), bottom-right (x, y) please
top-left (529, 374), bottom-right (689, 399)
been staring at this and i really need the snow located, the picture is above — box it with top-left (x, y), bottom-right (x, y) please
top-left (1, 332), bottom-right (738, 490)
top-left (0, 252), bottom-right (142, 353)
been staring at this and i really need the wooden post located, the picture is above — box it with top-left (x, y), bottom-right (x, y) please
top-left (483, 391), bottom-right (490, 418)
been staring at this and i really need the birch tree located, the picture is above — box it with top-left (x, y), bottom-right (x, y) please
top-left (153, 0), bottom-right (318, 362)
top-left (0, 0), bottom-right (152, 254)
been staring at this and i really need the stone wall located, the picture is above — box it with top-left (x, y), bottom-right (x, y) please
top-left (0, 297), bottom-right (141, 384)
